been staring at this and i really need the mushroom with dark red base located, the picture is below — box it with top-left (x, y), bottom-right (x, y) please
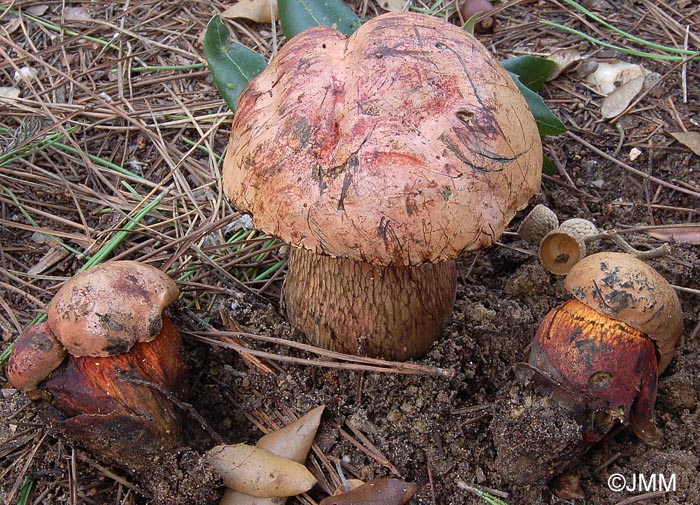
top-left (5, 261), bottom-right (217, 504)
top-left (491, 252), bottom-right (683, 486)
top-left (223, 12), bottom-right (542, 360)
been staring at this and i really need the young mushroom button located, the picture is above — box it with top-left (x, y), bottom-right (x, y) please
top-left (222, 12), bottom-right (542, 359)
top-left (6, 322), bottom-right (67, 391)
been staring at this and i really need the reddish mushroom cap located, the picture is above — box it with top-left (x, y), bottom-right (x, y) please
top-left (47, 261), bottom-right (179, 357)
top-left (6, 322), bottom-right (67, 391)
top-left (223, 12), bottom-right (542, 267)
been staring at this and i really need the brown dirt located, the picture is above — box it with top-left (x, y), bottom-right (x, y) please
top-left (1, 1), bottom-right (699, 504)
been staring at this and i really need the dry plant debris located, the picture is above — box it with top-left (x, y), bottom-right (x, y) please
top-left (1, 0), bottom-right (699, 504)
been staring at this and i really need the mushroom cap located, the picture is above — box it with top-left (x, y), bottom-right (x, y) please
top-left (47, 261), bottom-right (179, 357)
top-left (6, 322), bottom-right (67, 391)
top-left (564, 252), bottom-right (683, 372)
top-left (223, 11), bottom-right (542, 266)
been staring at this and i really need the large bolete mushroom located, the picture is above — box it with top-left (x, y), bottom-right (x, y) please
top-left (223, 12), bottom-right (542, 359)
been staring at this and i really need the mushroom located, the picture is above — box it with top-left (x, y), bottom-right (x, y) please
top-left (6, 260), bottom-right (180, 391)
top-left (491, 252), bottom-right (683, 485)
top-left (5, 322), bottom-right (67, 392)
top-left (527, 252), bottom-right (683, 445)
top-left (3, 261), bottom-right (205, 502)
top-left (222, 12), bottom-right (542, 359)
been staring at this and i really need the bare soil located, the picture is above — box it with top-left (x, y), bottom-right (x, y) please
top-left (1, 1), bottom-right (699, 504)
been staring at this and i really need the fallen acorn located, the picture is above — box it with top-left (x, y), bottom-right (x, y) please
top-left (459, 0), bottom-right (496, 33)
top-left (206, 443), bottom-right (317, 498)
top-left (528, 251), bottom-right (682, 445)
top-left (518, 204), bottom-right (671, 275)
top-left (538, 218), bottom-right (599, 275)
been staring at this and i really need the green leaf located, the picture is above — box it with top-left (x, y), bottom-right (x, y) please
top-left (542, 154), bottom-right (557, 176)
top-left (462, 13), bottom-right (480, 35)
top-left (278, 0), bottom-right (361, 39)
top-left (508, 71), bottom-right (567, 138)
top-left (203, 15), bottom-right (268, 112)
top-left (500, 56), bottom-right (557, 92)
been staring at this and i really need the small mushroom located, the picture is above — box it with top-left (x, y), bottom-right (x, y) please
top-left (48, 260), bottom-right (179, 357)
top-left (564, 251), bottom-right (683, 371)
top-left (223, 12), bottom-right (542, 359)
top-left (492, 252), bottom-right (683, 484)
top-left (6, 322), bottom-right (67, 391)
top-left (527, 252), bottom-right (683, 445)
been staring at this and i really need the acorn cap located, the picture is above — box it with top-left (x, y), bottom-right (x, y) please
top-left (558, 218), bottom-right (598, 238)
top-left (564, 252), bottom-right (683, 372)
top-left (517, 204), bottom-right (559, 245)
top-left (222, 11), bottom-right (542, 267)
top-left (539, 229), bottom-right (587, 275)
top-left (47, 261), bottom-right (179, 357)
top-left (539, 218), bottom-right (598, 275)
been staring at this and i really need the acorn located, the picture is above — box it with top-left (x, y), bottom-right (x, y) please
top-left (527, 252), bottom-right (683, 445)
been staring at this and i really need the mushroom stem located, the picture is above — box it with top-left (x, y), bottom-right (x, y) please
top-left (283, 248), bottom-right (457, 360)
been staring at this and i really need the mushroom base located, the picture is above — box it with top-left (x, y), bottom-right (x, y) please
top-left (283, 248), bottom-right (457, 360)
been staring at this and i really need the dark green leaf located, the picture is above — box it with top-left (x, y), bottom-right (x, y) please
top-left (542, 154), bottom-right (557, 176)
top-left (203, 15), bottom-right (268, 112)
top-left (508, 72), bottom-right (567, 138)
top-left (278, 0), bottom-right (361, 39)
top-left (501, 56), bottom-right (557, 92)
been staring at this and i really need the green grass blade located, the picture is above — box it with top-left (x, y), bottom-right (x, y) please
top-left (17, 476), bottom-right (34, 505)
top-left (0, 184), bottom-right (87, 257)
top-left (560, 0), bottom-right (699, 57)
top-left (80, 185), bottom-right (171, 271)
top-left (0, 186), bottom-right (172, 365)
top-left (541, 20), bottom-right (700, 61)
top-left (0, 6), bottom-right (120, 51)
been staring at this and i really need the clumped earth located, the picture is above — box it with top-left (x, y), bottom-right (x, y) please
top-left (1, 1), bottom-right (699, 504)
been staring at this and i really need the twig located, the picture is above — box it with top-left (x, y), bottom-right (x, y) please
top-left (76, 452), bottom-right (151, 498)
top-left (614, 491), bottom-right (667, 505)
top-left (583, 230), bottom-right (671, 259)
top-left (567, 132), bottom-right (700, 199)
top-left (186, 331), bottom-right (456, 378)
top-left (456, 480), bottom-right (509, 501)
